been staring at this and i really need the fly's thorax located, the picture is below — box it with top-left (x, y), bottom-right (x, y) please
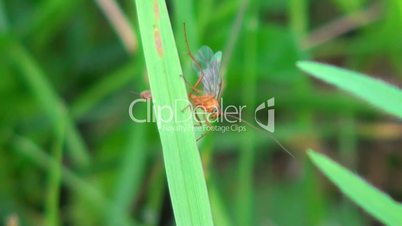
top-left (189, 94), bottom-right (220, 115)
top-left (205, 98), bottom-right (220, 114)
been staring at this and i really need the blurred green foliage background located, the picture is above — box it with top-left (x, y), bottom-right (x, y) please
top-left (0, 0), bottom-right (401, 225)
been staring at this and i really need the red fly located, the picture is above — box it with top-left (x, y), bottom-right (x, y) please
top-left (182, 24), bottom-right (223, 126)
top-left (182, 24), bottom-right (295, 158)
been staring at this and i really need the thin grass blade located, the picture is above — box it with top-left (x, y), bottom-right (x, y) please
top-left (7, 43), bottom-right (90, 167)
top-left (297, 61), bottom-right (402, 119)
top-left (308, 149), bottom-right (402, 226)
top-left (45, 104), bottom-right (65, 226)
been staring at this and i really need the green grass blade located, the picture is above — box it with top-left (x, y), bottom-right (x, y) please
top-left (45, 105), bottom-right (65, 226)
top-left (237, 1), bottom-right (258, 225)
top-left (172, 0), bottom-right (198, 49)
top-left (0, 0), bottom-right (8, 32)
top-left (134, 0), bottom-right (213, 225)
top-left (308, 149), bottom-right (402, 226)
top-left (209, 178), bottom-right (232, 226)
top-left (12, 135), bottom-right (138, 225)
top-left (297, 61), bottom-right (402, 119)
top-left (398, 0), bottom-right (402, 26)
top-left (12, 135), bottom-right (106, 211)
top-left (71, 61), bottom-right (138, 119)
top-left (289, 0), bottom-right (308, 39)
top-left (107, 125), bottom-right (148, 226)
top-left (7, 43), bottom-right (90, 167)
top-left (106, 62), bottom-right (148, 225)
top-left (172, 0), bottom-right (199, 77)
top-left (142, 161), bottom-right (166, 226)
top-left (28, 0), bottom-right (78, 46)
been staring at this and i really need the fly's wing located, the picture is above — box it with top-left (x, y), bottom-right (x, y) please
top-left (209, 51), bottom-right (222, 98)
top-left (192, 46), bottom-right (222, 98)
top-left (193, 45), bottom-right (214, 70)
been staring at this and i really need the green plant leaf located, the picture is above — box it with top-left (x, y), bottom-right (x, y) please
top-left (308, 149), bottom-right (402, 226)
top-left (297, 61), bottom-right (402, 119)
top-left (134, 0), bottom-right (213, 225)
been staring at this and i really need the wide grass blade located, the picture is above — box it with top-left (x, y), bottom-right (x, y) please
top-left (308, 150), bottom-right (402, 226)
top-left (297, 61), bottom-right (402, 119)
top-left (134, 0), bottom-right (213, 225)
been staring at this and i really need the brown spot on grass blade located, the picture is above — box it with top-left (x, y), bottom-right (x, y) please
top-left (153, 0), bottom-right (160, 21)
top-left (154, 27), bottom-right (164, 57)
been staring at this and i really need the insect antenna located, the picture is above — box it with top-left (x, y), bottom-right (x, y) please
top-left (183, 23), bottom-right (205, 89)
top-left (130, 91), bottom-right (140, 95)
top-left (224, 114), bottom-right (296, 159)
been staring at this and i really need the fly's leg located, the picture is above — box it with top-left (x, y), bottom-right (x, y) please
top-left (180, 74), bottom-right (203, 95)
top-left (184, 105), bottom-right (204, 127)
top-left (197, 130), bottom-right (211, 141)
top-left (183, 23), bottom-right (205, 94)
top-left (196, 125), bottom-right (213, 141)
top-left (195, 112), bottom-right (214, 141)
top-left (191, 71), bottom-right (204, 94)
top-left (203, 114), bottom-right (212, 127)
top-left (190, 111), bottom-right (202, 127)
top-left (181, 103), bottom-right (193, 113)
top-left (180, 103), bottom-right (204, 127)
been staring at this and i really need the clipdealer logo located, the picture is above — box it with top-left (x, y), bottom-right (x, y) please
top-left (128, 97), bottom-right (275, 133)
